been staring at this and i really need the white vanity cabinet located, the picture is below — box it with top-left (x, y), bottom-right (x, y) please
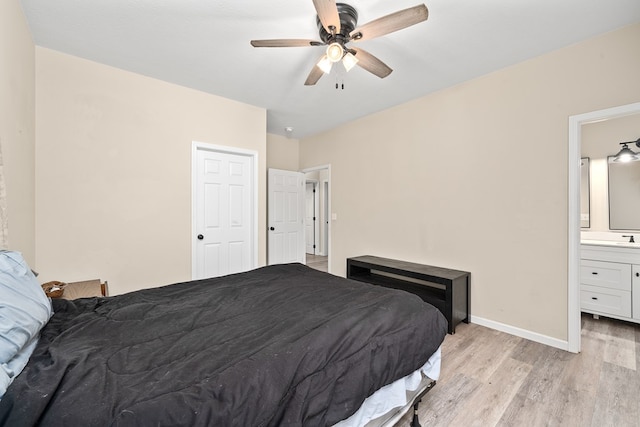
top-left (580, 259), bottom-right (631, 317)
top-left (581, 243), bottom-right (640, 323)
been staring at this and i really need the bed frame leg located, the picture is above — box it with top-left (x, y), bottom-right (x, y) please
top-left (410, 400), bottom-right (422, 427)
top-left (409, 379), bottom-right (435, 427)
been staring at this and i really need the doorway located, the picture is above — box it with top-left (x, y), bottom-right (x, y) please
top-left (303, 165), bottom-right (331, 273)
top-left (568, 101), bottom-right (640, 353)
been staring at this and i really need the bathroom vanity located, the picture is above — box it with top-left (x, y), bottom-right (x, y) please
top-left (581, 240), bottom-right (640, 323)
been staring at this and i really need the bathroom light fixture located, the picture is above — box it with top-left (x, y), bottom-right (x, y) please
top-left (612, 137), bottom-right (640, 163)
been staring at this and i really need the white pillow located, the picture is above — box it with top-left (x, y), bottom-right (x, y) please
top-left (0, 250), bottom-right (53, 398)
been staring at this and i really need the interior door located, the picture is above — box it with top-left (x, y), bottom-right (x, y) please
top-left (194, 147), bottom-right (255, 279)
top-left (268, 168), bottom-right (305, 265)
top-left (322, 180), bottom-right (329, 256)
top-left (305, 182), bottom-right (316, 255)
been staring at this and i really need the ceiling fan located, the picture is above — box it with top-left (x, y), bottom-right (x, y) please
top-left (250, 1), bottom-right (429, 86)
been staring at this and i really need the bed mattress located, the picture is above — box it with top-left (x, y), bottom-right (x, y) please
top-left (335, 347), bottom-right (441, 427)
top-left (0, 263), bottom-right (447, 426)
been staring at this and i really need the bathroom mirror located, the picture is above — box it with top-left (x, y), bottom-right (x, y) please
top-left (608, 157), bottom-right (640, 230)
top-left (580, 158), bottom-right (590, 228)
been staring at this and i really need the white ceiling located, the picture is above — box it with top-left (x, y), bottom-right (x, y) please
top-left (20, 0), bottom-right (640, 139)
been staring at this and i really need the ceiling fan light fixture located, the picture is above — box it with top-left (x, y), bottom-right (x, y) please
top-left (317, 55), bottom-right (333, 74)
top-left (251, 2), bottom-right (430, 86)
top-left (326, 42), bottom-right (344, 62)
top-left (342, 51), bottom-right (358, 72)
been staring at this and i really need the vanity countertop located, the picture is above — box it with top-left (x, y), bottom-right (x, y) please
top-left (580, 239), bottom-right (640, 248)
top-left (581, 239), bottom-right (640, 249)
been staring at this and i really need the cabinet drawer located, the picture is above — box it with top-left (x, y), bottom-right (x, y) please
top-left (580, 260), bottom-right (631, 291)
top-left (581, 284), bottom-right (631, 317)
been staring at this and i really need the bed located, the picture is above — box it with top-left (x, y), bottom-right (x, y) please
top-left (0, 254), bottom-right (447, 426)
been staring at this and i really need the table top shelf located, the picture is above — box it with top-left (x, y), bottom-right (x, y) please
top-left (348, 255), bottom-right (468, 282)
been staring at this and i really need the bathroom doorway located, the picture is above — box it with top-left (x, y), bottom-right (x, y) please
top-left (303, 165), bottom-right (331, 273)
top-left (568, 101), bottom-right (640, 352)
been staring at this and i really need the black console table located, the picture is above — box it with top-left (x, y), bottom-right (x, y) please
top-left (347, 256), bottom-right (470, 334)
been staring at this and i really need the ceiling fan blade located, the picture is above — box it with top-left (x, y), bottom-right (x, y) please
top-left (250, 39), bottom-right (324, 48)
top-left (350, 4), bottom-right (428, 42)
top-left (351, 48), bottom-right (392, 79)
top-left (304, 57), bottom-right (325, 86)
top-left (312, 0), bottom-right (341, 34)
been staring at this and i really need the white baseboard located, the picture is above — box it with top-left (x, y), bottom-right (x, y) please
top-left (469, 315), bottom-right (570, 352)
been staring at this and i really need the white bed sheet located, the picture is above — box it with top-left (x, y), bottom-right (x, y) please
top-left (333, 346), bottom-right (442, 427)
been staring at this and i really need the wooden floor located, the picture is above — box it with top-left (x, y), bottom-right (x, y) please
top-left (398, 313), bottom-right (640, 427)
top-left (306, 254), bottom-right (328, 273)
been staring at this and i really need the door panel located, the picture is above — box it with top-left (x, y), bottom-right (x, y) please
top-left (195, 147), bottom-right (254, 279)
top-left (268, 169), bottom-right (305, 265)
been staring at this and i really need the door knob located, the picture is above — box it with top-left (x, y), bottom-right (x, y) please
top-left (197, 234), bottom-right (204, 240)
top-left (269, 227), bottom-right (275, 231)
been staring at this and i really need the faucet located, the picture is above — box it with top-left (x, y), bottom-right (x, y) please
top-left (622, 235), bottom-right (635, 243)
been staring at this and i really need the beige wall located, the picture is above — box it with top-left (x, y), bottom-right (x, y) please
top-left (0, 0), bottom-right (36, 264)
top-left (299, 23), bottom-right (640, 341)
top-left (267, 133), bottom-right (299, 170)
top-left (35, 48), bottom-right (267, 295)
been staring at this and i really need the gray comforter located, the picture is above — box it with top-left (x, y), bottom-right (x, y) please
top-left (0, 263), bottom-right (447, 426)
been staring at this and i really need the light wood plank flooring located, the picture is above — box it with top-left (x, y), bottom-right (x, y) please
top-left (398, 313), bottom-right (640, 427)
top-left (306, 254), bottom-right (328, 273)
